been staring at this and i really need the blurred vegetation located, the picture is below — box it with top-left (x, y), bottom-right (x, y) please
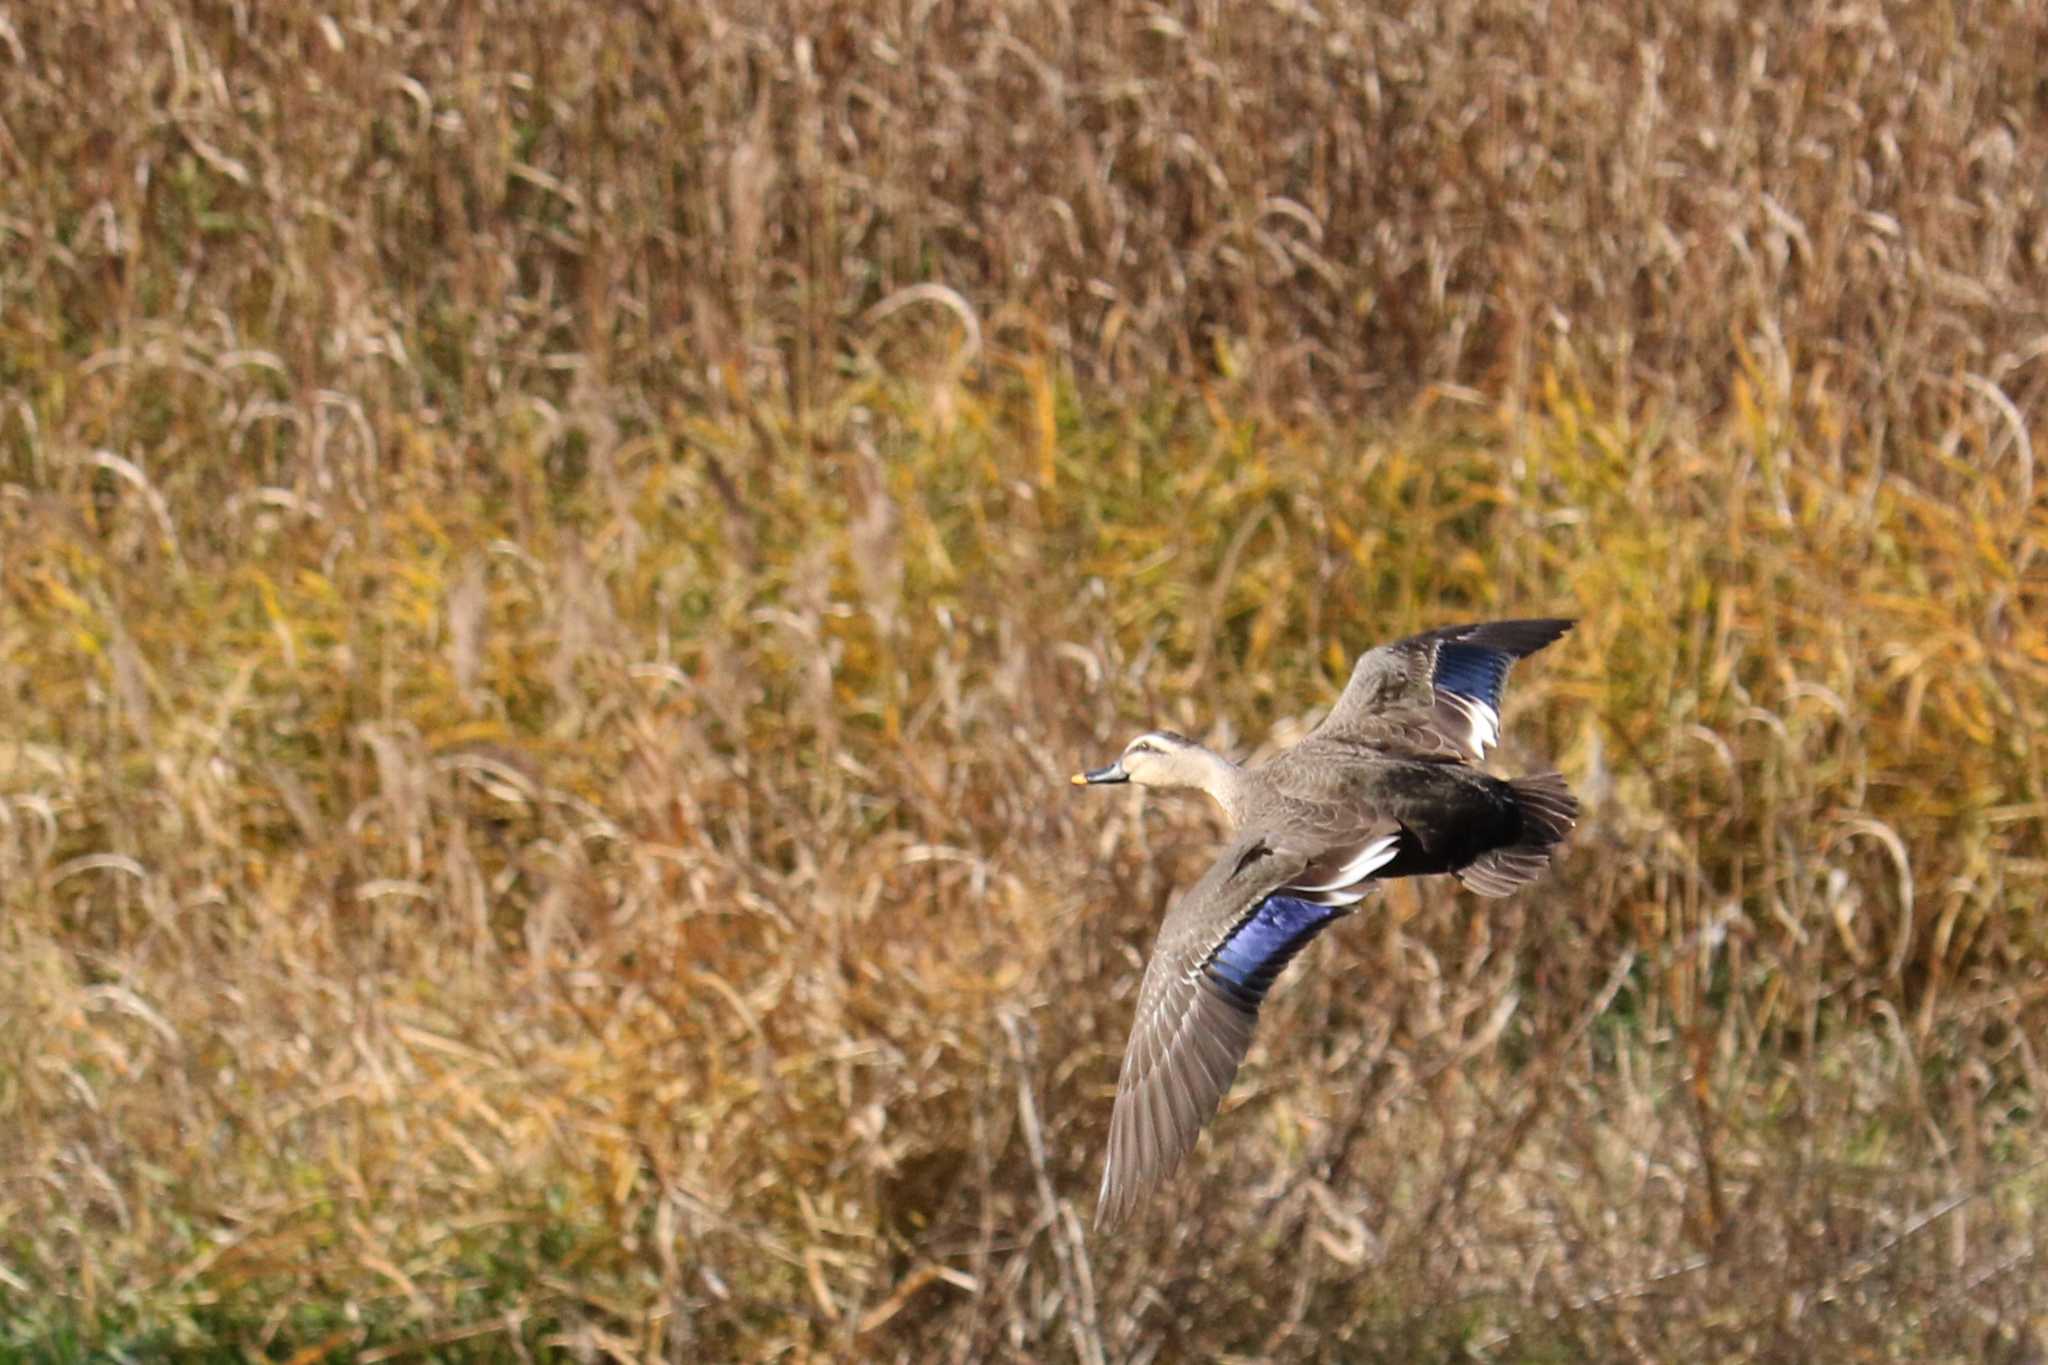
top-left (2, 1), bottom-right (2046, 1360)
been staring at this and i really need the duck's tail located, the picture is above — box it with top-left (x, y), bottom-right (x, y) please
top-left (1458, 772), bottom-right (1579, 897)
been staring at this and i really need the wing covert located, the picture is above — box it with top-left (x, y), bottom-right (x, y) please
top-left (1311, 618), bottom-right (1572, 760)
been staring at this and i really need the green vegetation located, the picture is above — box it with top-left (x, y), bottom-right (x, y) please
top-left (3, 2), bottom-right (2044, 1360)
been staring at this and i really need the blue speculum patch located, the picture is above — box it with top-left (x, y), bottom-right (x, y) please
top-left (1205, 896), bottom-right (1341, 1007)
top-left (1433, 642), bottom-right (1511, 707)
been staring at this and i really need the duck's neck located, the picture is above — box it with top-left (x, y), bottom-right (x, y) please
top-left (1181, 746), bottom-right (1249, 824)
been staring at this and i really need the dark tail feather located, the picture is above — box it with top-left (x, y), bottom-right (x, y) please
top-left (1458, 772), bottom-right (1579, 897)
top-left (1508, 771), bottom-right (1578, 841)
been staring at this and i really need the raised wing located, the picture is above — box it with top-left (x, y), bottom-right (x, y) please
top-left (1096, 830), bottom-right (1399, 1228)
top-left (1310, 618), bottom-right (1573, 761)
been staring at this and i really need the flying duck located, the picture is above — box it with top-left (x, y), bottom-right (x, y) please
top-left (1073, 618), bottom-right (1579, 1226)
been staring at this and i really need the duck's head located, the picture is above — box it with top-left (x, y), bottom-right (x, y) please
top-left (1071, 730), bottom-right (1216, 793)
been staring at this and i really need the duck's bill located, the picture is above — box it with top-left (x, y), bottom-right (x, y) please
top-left (1071, 762), bottom-right (1129, 786)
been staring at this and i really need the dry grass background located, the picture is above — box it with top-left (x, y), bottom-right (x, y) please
top-left (3, 1), bottom-right (2047, 1359)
